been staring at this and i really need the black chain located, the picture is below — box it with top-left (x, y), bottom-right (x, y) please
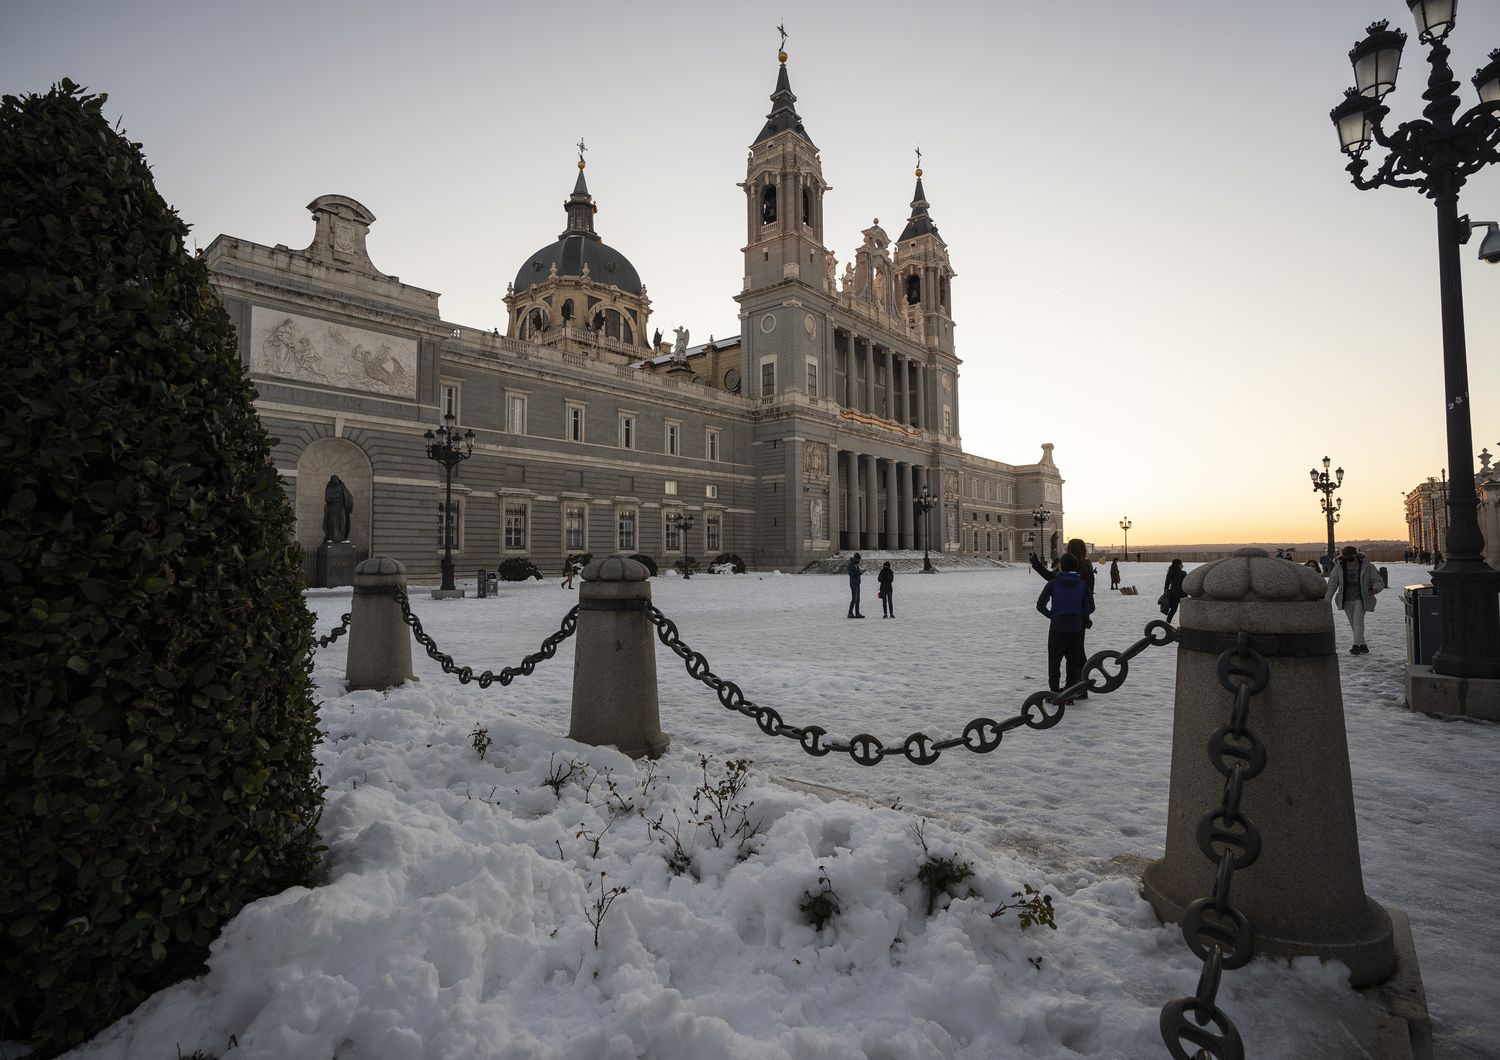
top-left (647, 604), bottom-right (1177, 767)
top-left (314, 612), bottom-right (352, 648)
top-left (395, 589), bottom-right (578, 688)
top-left (1160, 631), bottom-right (1268, 1060)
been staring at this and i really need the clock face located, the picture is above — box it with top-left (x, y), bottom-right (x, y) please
top-left (723, 368), bottom-right (741, 393)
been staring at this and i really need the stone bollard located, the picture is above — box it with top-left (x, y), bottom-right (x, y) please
top-left (1142, 548), bottom-right (1396, 986)
top-left (568, 554), bottom-right (670, 759)
top-left (346, 556), bottom-right (415, 692)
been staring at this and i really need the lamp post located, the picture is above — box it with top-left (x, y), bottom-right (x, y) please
top-left (1119, 516), bottom-right (1132, 561)
top-left (1033, 505), bottom-right (1052, 563)
top-left (424, 411), bottom-right (475, 593)
top-left (1310, 456), bottom-right (1344, 571)
top-left (669, 512), bottom-right (696, 578)
top-left (915, 485), bottom-right (937, 572)
top-left (1330, 3), bottom-right (1500, 677)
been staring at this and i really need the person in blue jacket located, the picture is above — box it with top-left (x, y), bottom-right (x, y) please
top-left (1036, 552), bottom-right (1095, 702)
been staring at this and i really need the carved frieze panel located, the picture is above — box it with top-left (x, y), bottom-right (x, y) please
top-left (804, 444), bottom-right (828, 479)
top-left (250, 307), bottom-right (418, 398)
top-left (943, 470), bottom-right (959, 499)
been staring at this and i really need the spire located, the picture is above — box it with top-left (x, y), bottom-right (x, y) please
top-left (561, 140), bottom-right (599, 239)
top-left (898, 153), bottom-right (938, 241)
top-left (753, 37), bottom-right (814, 146)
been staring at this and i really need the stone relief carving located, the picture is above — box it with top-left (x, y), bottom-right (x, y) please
top-left (250, 307), bottom-right (417, 398)
top-left (810, 497), bottom-right (826, 539)
top-left (943, 470), bottom-right (959, 498)
top-left (804, 445), bottom-right (828, 478)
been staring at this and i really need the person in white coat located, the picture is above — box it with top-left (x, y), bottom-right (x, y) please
top-left (1325, 545), bottom-right (1383, 654)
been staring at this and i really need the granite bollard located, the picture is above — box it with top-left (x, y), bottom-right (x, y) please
top-left (1141, 548), bottom-right (1397, 987)
top-left (568, 554), bottom-right (670, 759)
top-left (346, 556), bottom-right (415, 692)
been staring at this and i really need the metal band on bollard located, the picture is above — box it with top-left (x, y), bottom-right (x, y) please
top-left (1175, 628), bottom-right (1334, 658)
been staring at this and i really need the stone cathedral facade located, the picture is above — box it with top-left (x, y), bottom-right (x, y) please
top-left (204, 49), bottom-right (1065, 583)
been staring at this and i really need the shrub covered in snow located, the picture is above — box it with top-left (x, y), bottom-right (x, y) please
top-left (0, 82), bottom-right (323, 1055)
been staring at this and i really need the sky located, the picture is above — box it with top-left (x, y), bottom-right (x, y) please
top-left (49, 566), bottom-right (1500, 1059)
top-left (5, 0), bottom-right (1499, 548)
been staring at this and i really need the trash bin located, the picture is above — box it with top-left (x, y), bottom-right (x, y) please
top-left (1403, 584), bottom-right (1441, 666)
top-left (476, 569), bottom-right (498, 598)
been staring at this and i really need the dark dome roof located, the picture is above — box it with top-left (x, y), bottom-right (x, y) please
top-left (514, 232), bottom-right (642, 296)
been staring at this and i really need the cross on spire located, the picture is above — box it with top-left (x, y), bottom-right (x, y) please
top-left (914, 145), bottom-right (922, 175)
top-left (576, 138), bottom-right (587, 167)
top-left (777, 22), bottom-right (787, 52)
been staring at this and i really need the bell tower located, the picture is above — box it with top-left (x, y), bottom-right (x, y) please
top-left (894, 156), bottom-right (956, 358)
top-left (739, 40), bottom-right (829, 295)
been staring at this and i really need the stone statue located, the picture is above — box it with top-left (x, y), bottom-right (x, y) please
top-left (652, 328), bottom-right (663, 350)
top-left (672, 326), bottom-right (690, 359)
top-left (322, 474), bottom-right (353, 543)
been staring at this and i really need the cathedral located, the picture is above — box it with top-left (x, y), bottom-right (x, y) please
top-left (204, 46), bottom-right (1066, 583)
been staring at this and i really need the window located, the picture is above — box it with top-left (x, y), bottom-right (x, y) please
top-left (507, 393), bottom-right (527, 435)
top-left (665, 514), bottom-right (682, 551)
top-left (436, 499), bottom-right (463, 551)
top-left (706, 514), bottom-right (721, 552)
top-left (440, 381), bottom-right (461, 423)
top-left (760, 359), bottom-right (775, 397)
top-left (619, 413), bottom-right (635, 450)
top-left (566, 402), bottom-right (586, 443)
top-left (666, 421), bottom-right (681, 456)
top-left (617, 508), bottom-right (637, 551)
top-left (565, 505), bottom-right (586, 551)
top-left (705, 484), bottom-right (719, 500)
top-left (706, 428), bottom-right (720, 462)
top-left (806, 359), bottom-right (818, 398)
top-left (504, 502), bottom-right (529, 552)
top-left (761, 185), bottom-right (777, 224)
top-left (664, 480), bottom-right (678, 496)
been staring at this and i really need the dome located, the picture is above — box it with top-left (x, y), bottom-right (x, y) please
top-left (513, 232), bottom-right (642, 296)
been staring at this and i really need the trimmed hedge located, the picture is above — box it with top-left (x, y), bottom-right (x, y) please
top-left (629, 553), bottom-right (658, 577)
top-left (713, 553), bottom-right (747, 574)
top-left (0, 82), bottom-right (324, 1055)
top-left (497, 557), bottom-right (543, 581)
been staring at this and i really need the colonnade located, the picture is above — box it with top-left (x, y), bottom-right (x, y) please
top-left (831, 452), bottom-right (942, 552)
top-left (839, 329), bottom-right (927, 430)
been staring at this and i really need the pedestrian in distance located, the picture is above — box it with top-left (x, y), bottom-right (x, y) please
top-left (1032, 539), bottom-right (1096, 697)
top-left (1159, 559), bottom-right (1187, 623)
top-left (877, 560), bottom-right (895, 618)
top-left (846, 552), bottom-right (866, 618)
top-left (1109, 559), bottom-right (1121, 591)
top-left (561, 555), bottom-right (581, 589)
top-left (1036, 552), bottom-right (1095, 703)
top-left (1326, 544), bottom-right (1384, 654)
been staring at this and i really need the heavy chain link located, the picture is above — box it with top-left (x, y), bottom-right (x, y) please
top-left (395, 589), bottom-right (578, 688)
top-left (1160, 631), bottom-right (1269, 1060)
top-left (647, 604), bottom-right (1177, 767)
top-left (314, 612), bottom-right (352, 649)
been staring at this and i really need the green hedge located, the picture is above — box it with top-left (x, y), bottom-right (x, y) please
top-left (0, 82), bottom-right (324, 1055)
top-left (497, 557), bottom-right (543, 581)
top-left (629, 553), bottom-right (658, 577)
top-left (713, 553), bottom-right (747, 574)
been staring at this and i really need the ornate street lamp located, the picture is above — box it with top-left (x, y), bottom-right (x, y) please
top-left (1330, 4), bottom-right (1500, 677)
top-left (1119, 516), bottom-right (1132, 561)
top-left (669, 511), bottom-right (696, 578)
top-left (915, 485), bottom-right (937, 573)
top-left (424, 411), bottom-right (475, 593)
top-left (1032, 505), bottom-right (1052, 563)
top-left (1310, 457), bottom-right (1344, 571)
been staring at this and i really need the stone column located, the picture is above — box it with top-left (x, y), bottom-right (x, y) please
top-left (827, 442), bottom-right (841, 549)
top-left (892, 354), bottom-right (905, 424)
top-left (568, 554), bottom-right (670, 759)
top-left (896, 461), bottom-right (911, 550)
top-left (881, 459), bottom-right (896, 549)
top-left (913, 366), bottom-right (926, 430)
top-left (863, 341), bottom-right (875, 414)
top-left (842, 333), bottom-right (855, 409)
top-left (862, 454), bottom-right (879, 551)
top-left (346, 556), bottom-right (415, 692)
top-left (1141, 549), bottom-right (1396, 987)
top-left (845, 451), bottom-right (860, 551)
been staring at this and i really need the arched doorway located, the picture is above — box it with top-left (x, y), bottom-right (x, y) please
top-left (295, 437), bottom-right (373, 578)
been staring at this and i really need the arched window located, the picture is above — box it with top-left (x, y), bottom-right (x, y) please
top-left (525, 308), bottom-right (547, 337)
top-left (622, 321), bottom-right (633, 344)
top-left (906, 274), bottom-right (921, 305)
top-left (802, 187), bottom-right (812, 226)
top-left (939, 276), bottom-right (949, 308)
top-left (761, 185), bottom-right (777, 224)
top-left (561, 299), bottom-right (574, 323)
top-left (604, 309), bottom-right (622, 341)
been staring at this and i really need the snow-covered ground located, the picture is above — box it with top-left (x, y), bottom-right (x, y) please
top-left (54, 562), bottom-right (1498, 1060)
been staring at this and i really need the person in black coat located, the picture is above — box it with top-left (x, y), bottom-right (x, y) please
top-left (1160, 559), bottom-right (1187, 623)
top-left (1032, 538), bottom-right (1096, 696)
top-left (846, 553), bottom-right (865, 618)
top-left (877, 561), bottom-right (895, 617)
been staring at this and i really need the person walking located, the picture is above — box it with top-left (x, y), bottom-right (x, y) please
top-left (846, 552), bottom-right (866, 618)
top-left (877, 560), bottom-right (895, 618)
top-left (1326, 544), bottom-right (1384, 654)
top-left (561, 555), bottom-right (581, 589)
top-left (1109, 559), bottom-right (1121, 591)
top-left (1036, 552), bottom-right (1094, 702)
top-left (1159, 559), bottom-right (1187, 623)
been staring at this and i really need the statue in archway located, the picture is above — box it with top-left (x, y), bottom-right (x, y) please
top-left (322, 474), bottom-right (353, 543)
